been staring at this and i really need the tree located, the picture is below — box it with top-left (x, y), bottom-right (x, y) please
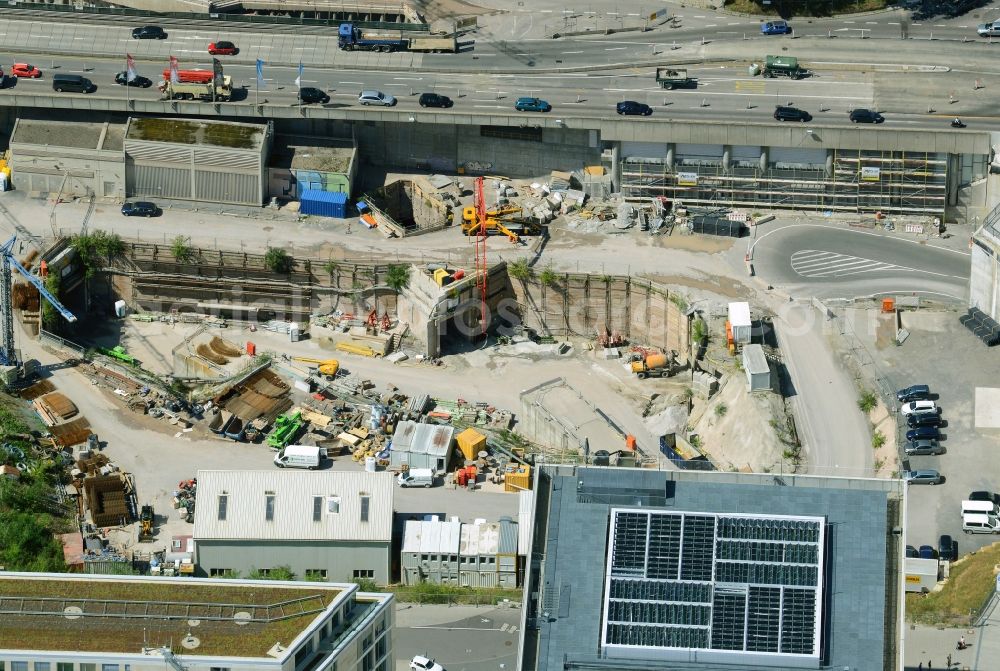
top-left (171, 236), bottom-right (194, 263)
top-left (508, 258), bottom-right (532, 281)
top-left (40, 272), bottom-right (61, 329)
top-left (692, 317), bottom-right (708, 343)
top-left (248, 565), bottom-right (296, 581)
top-left (385, 264), bottom-right (411, 293)
top-left (264, 247), bottom-right (293, 274)
top-left (857, 390), bottom-right (878, 414)
top-left (70, 230), bottom-right (125, 277)
top-left (539, 267), bottom-right (557, 286)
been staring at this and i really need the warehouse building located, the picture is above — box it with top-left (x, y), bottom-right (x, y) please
top-left (125, 117), bottom-right (271, 206)
top-left (0, 571), bottom-right (393, 671)
top-left (193, 469), bottom-right (394, 583)
top-left (268, 134), bottom-right (358, 201)
top-left (389, 420), bottom-right (454, 471)
top-left (518, 467), bottom-right (905, 671)
top-left (401, 515), bottom-right (521, 588)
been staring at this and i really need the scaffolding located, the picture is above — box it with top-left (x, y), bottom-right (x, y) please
top-left (620, 149), bottom-right (948, 215)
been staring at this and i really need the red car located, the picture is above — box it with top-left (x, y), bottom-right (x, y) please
top-left (11, 63), bottom-right (41, 78)
top-left (207, 41), bottom-right (238, 56)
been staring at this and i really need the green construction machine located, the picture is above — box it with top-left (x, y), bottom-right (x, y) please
top-left (98, 345), bottom-right (138, 366)
top-left (266, 411), bottom-right (304, 450)
top-left (760, 55), bottom-right (807, 80)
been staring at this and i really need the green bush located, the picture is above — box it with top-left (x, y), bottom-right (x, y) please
top-left (264, 247), bottom-right (293, 274)
top-left (857, 390), bottom-right (878, 414)
top-left (41, 273), bottom-right (60, 329)
top-left (171, 236), bottom-right (193, 263)
top-left (539, 267), bottom-right (558, 286)
top-left (508, 258), bottom-right (532, 280)
top-left (386, 264), bottom-right (411, 292)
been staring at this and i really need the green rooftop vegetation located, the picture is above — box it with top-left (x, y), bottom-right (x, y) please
top-left (129, 118), bottom-right (262, 150)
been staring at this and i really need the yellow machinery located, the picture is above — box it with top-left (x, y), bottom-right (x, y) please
top-left (461, 205), bottom-right (523, 242)
top-left (292, 357), bottom-right (340, 377)
top-left (138, 504), bottom-right (154, 542)
top-left (336, 341), bottom-right (377, 357)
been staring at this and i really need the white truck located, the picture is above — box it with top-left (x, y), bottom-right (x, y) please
top-left (273, 444), bottom-right (322, 470)
top-left (159, 75), bottom-right (233, 102)
top-left (397, 468), bottom-right (435, 488)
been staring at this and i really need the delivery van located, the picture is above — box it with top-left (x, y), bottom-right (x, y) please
top-left (274, 444), bottom-right (322, 470)
top-left (397, 468), bottom-right (435, 488)
top-left (962, 513), bottom-right (1000, 534)
top-left (961, 500), bottom-right (1000, 516)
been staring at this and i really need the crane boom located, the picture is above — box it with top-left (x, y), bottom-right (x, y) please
top-left (8, 252), bottom-right (77, 323)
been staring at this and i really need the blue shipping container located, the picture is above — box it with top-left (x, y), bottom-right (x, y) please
top-left (300, 189), bottom-right (348, 218)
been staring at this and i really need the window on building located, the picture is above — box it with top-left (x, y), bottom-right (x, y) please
top-left (360, 494), bottom-right (370, 522)
top-left (257, 568), bottom-right (272, 577)
top-left (265, 491), bottom-right (276, 521)
top-left (210, 568), bottom-right (234, 577)
top-left (57, 664), bottom-right (73, 671)
top-left (313, 495), bottom-right (323, 521)
top-left (101, 665), bottom-right (119, 671)
top-left (328, 495), bottom-right (341, 514)
top-left (353, 569), bottom-right (375, 580)
top-left (306, 569), bottom-right (328, 580)
top-left (449, 555), bottom-right (457, 563)
top-left (210, 668), bottom-right (232, 671)
top-left (218, 492), bottom-right (228, 521)
top-left (80, 665), bottom-right (96, 671)
top-left (33, 664), bottom-right (50, 671)
top-left (487, 557), bottom-right (495, 564)
top-left (11, 663), bottom-right (27, 671)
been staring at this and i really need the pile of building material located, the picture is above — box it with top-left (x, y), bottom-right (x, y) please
top-left (172, 478), bottom-right (197, 522)
top-left (33, 391), bottom-right (78, 424)
top-left (82, 472), bottom-right (136, 527)
top-left (216, 367), bottom-right (292, 425)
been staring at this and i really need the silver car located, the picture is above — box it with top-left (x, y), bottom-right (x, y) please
top-left (358, 90), bottom-right (396, 106)
top-left (904, 469), bottom-right (943, 485)
top-left (904, 439), bottom-right (943, 456)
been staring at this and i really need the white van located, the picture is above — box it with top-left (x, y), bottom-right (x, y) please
top-left (274, 445), bottom-right (322, 470)
top-left (962, 513), bottom-right (1000, 534)
top-left (961, 500), bottom-right (1000, 516)
top-left (397, 468), bottom-right (435, 488)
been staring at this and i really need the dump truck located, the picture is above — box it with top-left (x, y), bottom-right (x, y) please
top-left (631, 352), bottom-right (675, 379)
top-left (338, 22), bottom-right (457, 53)
top-left (159, 76), bottom-right (233, 102)
top-left (761, 55), bottom-right (806, 80)
top-left (656, 67), bottom-right (696, 90)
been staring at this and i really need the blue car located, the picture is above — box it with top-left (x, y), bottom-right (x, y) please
top-left (514, 97), bottom-right (551, 113)
top-left (761, 20), bottom-right (792, 35)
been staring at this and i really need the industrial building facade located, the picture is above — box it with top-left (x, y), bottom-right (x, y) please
top-left (971, 203), bottom-right (1000, 320)
top-left (401, 517), bottom-right (520, 588)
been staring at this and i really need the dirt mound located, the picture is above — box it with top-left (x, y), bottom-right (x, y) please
top-left (209, 336), bottom-right (242, 358)
top-left (196, 344), bottom-right (228, 365)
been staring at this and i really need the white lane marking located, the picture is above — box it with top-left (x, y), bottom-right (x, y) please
top-left (605, 47), bottom-right (627, 51)
top-left (562, 50), bottom-right (584, 54)
top-left (393, 77), bottom-right (423, 80)
top-left (339, 81), bottom-right (364, 85)
top-left (791, 249), bottom-right (966, 280)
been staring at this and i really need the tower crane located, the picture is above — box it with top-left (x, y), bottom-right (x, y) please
top-left (0, 235), bottom-right (77, 367)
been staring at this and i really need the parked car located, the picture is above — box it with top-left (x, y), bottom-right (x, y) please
top-left (907, 413), bottom-right (942, 428)
top-left (906, 426), bottom-right (941, 442)
top-left (358, 90), bottom-right (396, 106)
top-left (121, 201), bottom-right (160, 217)
top-left (616, 100), bottom-right (653, 116)
top-left (938, 534), bottom-right (957, 561)
top-left (774, 105), bottom-right (811, 122)
top-left (208, 41), bottom-right (238, 55)
top-left (905, 545), bottom-right (919, 558)
top-left (761, 20), bottom-right (792, 35)
top-left (904, 439), bottom-right (943, 456)
top-left (132, 26), bottom-right (167, 39)
top-left (514, 97), bottom-right (551, 112)
top-left (418, 92), bottom-right (453, 108)
top-left (969, 490), bottom-right (998, 504)
top-left (897, 384), bottom-right (930, 403)
top-left (901, 400), bottom-right (937, 416)
top-left (918, 544), bottom-right (937, 559)
top-left (299, 87), bottom-right (330, 104)
top-left (10, 63), bottom-right (41, 78)
top-left (849, 108), bottom-right (884, 124)
top-left (410, 656), bottom-right (445, 671)
top-left (904, 469), bottom-right (943, 485)
top-left (114, 71), bottom-right (152, 88)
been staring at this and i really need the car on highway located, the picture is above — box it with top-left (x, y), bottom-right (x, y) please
top-left (132, 26), bottom-right (167, 40)
top-left (918, 544), bottom-right (937, 559)
top-left (358, 90), bottom-right (397, 106)
top-left (906, 426), bottom-right (941, 442)
top-left (514, 97), bottom-right (551, 113)
top-left (409, 656), bottom-right (445, 671)
top-left (978, 20), bottom-right (1000, 37)
top-left (849, 108), bottom-right (884, 124)
top-left (114, 71), bottom-right (152, 88)
top-left (904, 439), bottom-right (943, 456)
top-left (901, 400), bottom-right (937, 416)
top-left (761, 20), bottom-right (792, 35)
top-left (418, 92), bottom-right (453, 108)
top-left (969, 490), bottom-right (998, 504)
top-left (907, 413), bottom-right (942, 429)
top-left (616, 100), bottom-right (652, 116)
top-left (299, 87), bottom-right (330, 104)
top-left (208, 41), bottom-right (239, 56)
top-left (939, 534), bottom-right (957, 561)
top-left (897, 384), bottom-right (930, 403)
top-left (121, 201), bottom-right (160, 217)
top-left (10, 63), bottom-right (41, 79)
top-left (904, 469), bottom-right (943, 485)
top-left (773, 105), bottom-right (811, 122)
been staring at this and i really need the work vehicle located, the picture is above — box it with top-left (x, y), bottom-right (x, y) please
top-left (273, 444), bottom-right (322, 470)
top-left (300, 87), bottom-right (330, 104)
top-left (897, 384), bottom-right (930, 402)
top-left (961, 500), bottom-right (1000, 516)
top-left (410, 656), bottom-right (445, 671)
top-left (774, 105), bottom-right (811, 122)
top-left (159, 76), bottom-right (233, 102)
top-left (138, 504), bottom-right (155, 541)
top-left (907, 413), bottom-right (942, 429)
top-left (208, 41), bottom-right (239, 55)
top-left (850, 108), bottom-right (884, 124)
top-left (460, 203), bottom-right (543, 241)
top-left (121, 201), bottom-right (160, 217)
top-left (969, 490), bottom-right (998, 504)
top-left (616, 100), bottom-right (652, 116)
top-left (917, 545), bottom-right (936, 559)
top-left (133, 25), bottom-right (167, 39)
top-left (978, 20), bottom-right (1000, 37)
top-left (267, 410), bottom-right (304, 450)
top-left (338, 22), bottom-right (456, 53)
top-left (903, 469), bottom-right (943, 485)
top-left (761, 20), bottom-right (792, 35)
top-left (901, 400), bottom-right (937, 416)
top-left (161, 69), bottom-right (215, 84)
top-left (655, 67), bottom-right (695, 90)
top-left (938, 534), bottom-right (957, 561)
top-left (11, 64), bottom-right (41, 78)
top-left (631, 353), bottom-right (675, 379)
top-left (398, 468), bottom-right (435, 488)
top-left (358, 90), bottom-right (396, 106)
top-left (762, 55), bottom-right (807, 79)
top-left (52, 74), bottom-right (95, 93)
top-left (514, 97), bottom-right (551, 112)
top-left (419, 92), bottom-right (453, 108)
top-left (115, 71), bottom-right (152, 88)
top-left (904, 439), bottom-right (942, 456)
top-left (962, 512), bottom-right (1000, 534)
top-left (906, 426), bottom-right (940, 442)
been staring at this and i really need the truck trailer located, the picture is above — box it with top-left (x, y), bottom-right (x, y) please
top-left (338, 22), bottom-right (456, 53)
top-left (159, 75), bottom-right (233, 101)
top-left (761, 55), bottom-right (807, 79)
top-left (162, 69), bottom-right (215, 84)
top-left (655, 67), bottom-right (695, 90)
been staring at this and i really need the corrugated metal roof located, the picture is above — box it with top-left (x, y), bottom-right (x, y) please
top-left (461, 522), bottom-right (500, 556)
top-left (391, 420), bottom-right (454, 457)
top-left (742, 343), bottom-right (769, 375)
top-left (402, 519), bottom-right (462, 554)
top-left (193, 470), bottom-right (393, 542)
top-left (728, 301), bottom-right (751, 327)
top-left (518, 490), bottom-right (533, 556)
top-left (498, 519), bottom-right (518, 554)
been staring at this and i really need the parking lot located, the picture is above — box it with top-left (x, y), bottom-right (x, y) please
top-left (394, 604), bottom-right (520, 671)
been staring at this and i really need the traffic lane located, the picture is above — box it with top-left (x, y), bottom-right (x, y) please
top-left (394, 607), bottom-right (520, 671)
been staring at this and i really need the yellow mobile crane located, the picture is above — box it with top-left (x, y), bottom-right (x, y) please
top-left (291, 357), bottom-right (340, 378)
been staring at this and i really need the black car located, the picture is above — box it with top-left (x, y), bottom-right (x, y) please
top-left (418, 92), bottom-right (453, 108)
top-left (114, 71), bottom-right (152, 88)
top-left (969, 490), bottom-right (998, 504)
top-left (938, 534), bottom-right (957, 562)
top-left (774, 105), bottom-right (811, 122)
top-left (132, 26), bottom-right (167, 40)
top-left (616, 100), bottom-right (653, 116)
top-left (299, 87), bottom-right (330, 104)
top-left (906, 426), bottom-right (940, 442)
top-left (905, 544), bottom-right (919, 558)
top-left (907, 413), bottom-right (942, 428)
top-left (897, 384), bottom-right (930, 403)
top-left (121, 201), bottom-right (160, 217)
top-left (849, 108), bottom-right (885, 124)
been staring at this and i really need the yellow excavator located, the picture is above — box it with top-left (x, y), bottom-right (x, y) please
top-left (291, 357), bottom-right (340, 378)
top-left (461, 205), bottom-right (524, 242)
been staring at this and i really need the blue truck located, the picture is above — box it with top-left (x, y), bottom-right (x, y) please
top-left (338, 23), bottom-right (456, 53)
